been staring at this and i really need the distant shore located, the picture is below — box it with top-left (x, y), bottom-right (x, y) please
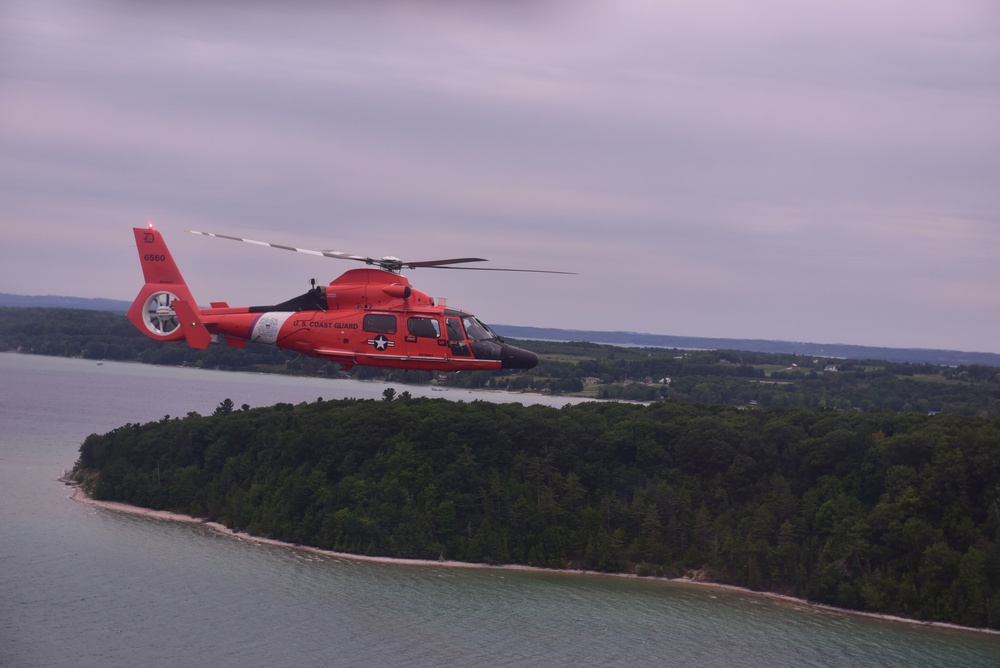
top-left (65, 478), bottom-right (998, 637)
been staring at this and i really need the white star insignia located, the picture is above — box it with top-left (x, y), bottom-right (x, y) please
top-left (371, 335), bottom-right (391, 351)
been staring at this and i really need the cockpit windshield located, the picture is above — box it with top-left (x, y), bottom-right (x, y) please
top-left (444, 309), bottom-right (498, 342)
top-left (462, 316), bottom-right (496, 342)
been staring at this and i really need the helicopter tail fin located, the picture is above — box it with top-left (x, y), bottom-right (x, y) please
top-left (127, 226), bottom-right (206, 346)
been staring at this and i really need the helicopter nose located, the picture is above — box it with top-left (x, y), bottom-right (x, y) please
top-left (500, 343), bottom-right (538, 370)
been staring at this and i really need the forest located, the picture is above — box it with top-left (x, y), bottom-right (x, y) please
top-left (3, 306), bottom-right (1000, 418)
top-left (74, 396), bottom-right (1000, 629)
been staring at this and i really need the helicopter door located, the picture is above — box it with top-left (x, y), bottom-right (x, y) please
top-left (446, 317), bottom-right (471, 357)
top-left (405, 316), bottom-right (444, 360)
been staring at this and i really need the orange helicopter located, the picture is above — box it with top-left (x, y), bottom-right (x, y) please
top-left (127, 225), bottom-right (572, 372)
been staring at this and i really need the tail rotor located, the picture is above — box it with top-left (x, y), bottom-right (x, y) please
top-left (142, 291), bottom-right (181, 336)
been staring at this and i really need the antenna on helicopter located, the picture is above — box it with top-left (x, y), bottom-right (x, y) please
top-left (310, 278), bottom-right (317, 290)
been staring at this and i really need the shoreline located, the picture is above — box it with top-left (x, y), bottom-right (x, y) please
top-left (2, 351), bottom-right (602, 404)
top-left (65, 479), bottom-right (998, 638)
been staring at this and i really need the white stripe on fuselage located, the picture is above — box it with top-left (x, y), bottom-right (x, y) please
top-left (250, 312), bottom-right (294, 344)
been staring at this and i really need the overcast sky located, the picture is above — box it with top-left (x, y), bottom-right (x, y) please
top-left (2, 1), bottom-right (999, 352)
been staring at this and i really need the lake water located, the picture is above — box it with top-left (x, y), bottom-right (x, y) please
top-left (1, 353), bottom-right (997, 667)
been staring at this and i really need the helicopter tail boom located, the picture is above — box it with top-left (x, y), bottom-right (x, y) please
top-left (127, 226), bottom-right (207, 346)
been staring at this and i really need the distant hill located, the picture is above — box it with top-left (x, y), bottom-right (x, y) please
top-left (3, 293), bottom-right (997, 367)
top-left (0, 293), bottom-right (131, 312)
top-left (491, 326), bottom-right (1000, 368)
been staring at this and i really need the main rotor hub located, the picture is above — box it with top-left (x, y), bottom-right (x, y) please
top-left (376, 256), bottom-right (404, 273)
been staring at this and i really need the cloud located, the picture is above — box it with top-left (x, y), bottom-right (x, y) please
top-left (1, 0), bottom-right (998, 352)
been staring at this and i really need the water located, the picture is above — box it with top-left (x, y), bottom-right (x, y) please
top-left (1, 353), bottom-right (997, 667)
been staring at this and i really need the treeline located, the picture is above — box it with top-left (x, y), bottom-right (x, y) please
top-left (75, 397), bottom-right (1000, 629)
top-left (496, 325), bottom-right (1000, 367)
top-left (449, 344), bottom-right (1000, 418)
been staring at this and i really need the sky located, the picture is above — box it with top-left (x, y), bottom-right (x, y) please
top-left (2, 0), bottom-right (999, 353)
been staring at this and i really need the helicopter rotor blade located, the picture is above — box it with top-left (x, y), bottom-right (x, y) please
top-left (403, 258), bottom-right (487, 268)
top-left (428, 266), bottom-right (577, 274)
top-left (185, 229), bottom-right (576, 274)
top-left (186, 230), bottom-right (373, 264)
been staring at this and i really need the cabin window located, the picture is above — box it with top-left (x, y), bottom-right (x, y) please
top-left (446, 318), bottom-right (463, 341)
top-left (446, 317), bottom-right (470, 356)
top-left (407, 317), bottom-right (441, 339)
top-left (363, 313), bottom-right (397, 334)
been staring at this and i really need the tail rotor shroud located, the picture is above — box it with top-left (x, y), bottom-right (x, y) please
top-left (143, 291), bottom-right (180, 337)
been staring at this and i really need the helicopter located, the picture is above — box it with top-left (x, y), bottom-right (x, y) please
top-left (126, 224), bottom-right (573, 372)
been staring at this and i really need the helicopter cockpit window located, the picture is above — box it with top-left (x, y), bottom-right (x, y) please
top-left (462, 316), bottom-right (496, 341)
top-left (363, 313), bottom-right (397, 334)
top-left (407, 317), bottom-right (441, 339)
top-left (446, 318), bottom-right (464, 342)
top-left (446, 317), bottom-right (470, 356)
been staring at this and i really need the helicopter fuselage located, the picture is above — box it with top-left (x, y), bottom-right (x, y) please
top-left (127, 228), bottom-right (538, 371)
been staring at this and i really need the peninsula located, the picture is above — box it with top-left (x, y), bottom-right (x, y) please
top-left (72, 395), bottom-right (1000, 630)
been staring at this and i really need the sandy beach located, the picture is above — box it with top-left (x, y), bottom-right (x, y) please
top-left (65, 478), bottom-right (998, 637)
